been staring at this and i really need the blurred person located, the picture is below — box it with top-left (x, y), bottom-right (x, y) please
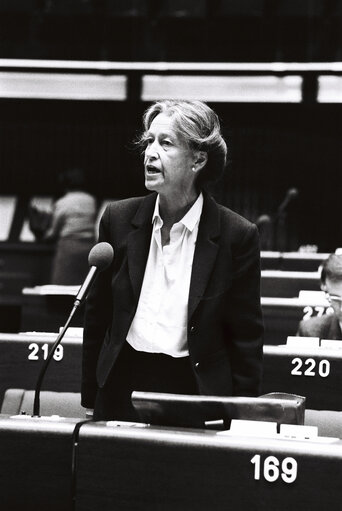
top-left (28, 198), bottom-right (52, 241)
top-left (44, 167), bottom-right (97, 285)
top-left (297, 254), bottom-right (342, 339)
top-left (82, 100), bottom-right (264, 421)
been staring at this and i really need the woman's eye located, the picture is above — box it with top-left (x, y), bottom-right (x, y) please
top-left (162, 140), bottom-right (172, 146)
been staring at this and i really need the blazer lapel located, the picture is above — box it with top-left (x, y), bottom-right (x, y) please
top-left (188, 193), bottom-right (220, 321)
top-left (127, 193), bottom-right (156, 300)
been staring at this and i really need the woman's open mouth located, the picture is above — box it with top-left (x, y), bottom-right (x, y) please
top-left (146, 165), bottom-right (161, 175)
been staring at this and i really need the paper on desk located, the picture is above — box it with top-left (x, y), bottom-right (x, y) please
top-left (22, 285), bottom-right (80, 296)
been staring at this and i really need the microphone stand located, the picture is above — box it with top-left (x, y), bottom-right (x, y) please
top-left (31, 242), bottom-right (113, 417)
top-left (32, 298), bottom-right (82, 417)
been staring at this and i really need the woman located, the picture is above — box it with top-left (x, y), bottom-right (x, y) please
top-left (82, 100), bottom-right (264, 421)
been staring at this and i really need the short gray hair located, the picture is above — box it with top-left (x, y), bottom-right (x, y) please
top-left (138, 100), bottom-right (227, 189)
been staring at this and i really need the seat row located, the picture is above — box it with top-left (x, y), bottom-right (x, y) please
top-left (1, 330), bottom-right (342, 412)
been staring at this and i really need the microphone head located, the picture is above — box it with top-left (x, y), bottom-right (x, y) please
top-left (288, 188), bottom-right (299, 198)
top-left (256, 214), bottom-right (272, 226)
top-left (88, 242), bottom-right (114, 271)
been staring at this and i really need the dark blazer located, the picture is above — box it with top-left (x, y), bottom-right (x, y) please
top-left (81, 192), bottom-right (264, 408)
top-left (297, 314), bottom-right (342, 339)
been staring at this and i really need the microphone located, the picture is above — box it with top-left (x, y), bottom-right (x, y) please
top-left (276, 188), bottom-right (298, 218)
top-left (32, 242), bottom-right (114, 417)
top-left (74, 241), bottom-right (114, 307)
top-left (255, 214), bottom-right (272, 228)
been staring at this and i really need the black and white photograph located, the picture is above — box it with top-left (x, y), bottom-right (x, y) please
top-left (0, 1), bottom-right (342, 509)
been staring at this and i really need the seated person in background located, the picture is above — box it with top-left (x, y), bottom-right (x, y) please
top-left (44, 167), bottom-right (97, 285)
top-left (297, 254), bottom-right (342, 339)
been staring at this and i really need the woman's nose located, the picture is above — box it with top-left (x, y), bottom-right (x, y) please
top-left (145, 141), bottom-right (159, 159)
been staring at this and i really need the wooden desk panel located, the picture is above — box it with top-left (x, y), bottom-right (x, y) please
top-left (21, 293), bottom-right (84, 331)
top-left (75, 421), bottom-right (342, 511)
top-left (1, 415), bottom-right (342, 511)
top-left (0, 415), bottom-right (80, 510)
top-left (2, 332), bottom-right (341, 413)
top-left (262, 297), bottom-right (331, 344)
top-left (0, 333), bottom-right (82, 403)
top-left (261, 251), bottom-right (330, 272)
top-left (261, 270), bottom-right (320, 297)
top-left (262, 345), bottom-right (342, 411)
top-left (0, 242), bottom-right (53, 285)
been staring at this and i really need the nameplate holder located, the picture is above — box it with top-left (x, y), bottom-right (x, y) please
top-left (218, 419), bottom-right (278, 438)
top-left (106, 420), bottom-right (150, 428)
top-left (279, 424), bottom-right (318, 440)
top-left (320, 339), bottom-right (342, 349)
top-left (286, 336), bottom-right (320, 349)
top-left (59, 326), bottom-right (83, 337)
top-left (10, 414), bottom-right (65, 421)
top-left (297, 290), bottom-right (327, 304)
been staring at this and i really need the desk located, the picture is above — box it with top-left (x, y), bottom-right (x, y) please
top-left (261, 251), bottom-right (330, 272)
top-left (261, 297), bottom-right (331, 344)
top-left (0, 242), bottom-right (53, 331)
top-left (262, 345), bottom-right (342, 411)
top-left (21, 286), bottom-right (84, 331)
top-left (0, 333), bottom-right (82, 403)
top-left (1, 415), bottom-right (342, 510)
top-left (20, 284), bottom-right (325, 341)
top-left (75, 421), bottom-right (342, 510)
top-left (0, 242), bottom-right (53, 285)
top-left (261, 270), bottom-right (320, 297)
top-left (0, 295), bottom-right (23, 333)
top-left (0, 415), bottom-right (80, 510)
top-left (2, 331), bottom-right (340, 412)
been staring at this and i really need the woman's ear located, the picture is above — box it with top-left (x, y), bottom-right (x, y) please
top-left (193, 151), bottom-right (208, 173)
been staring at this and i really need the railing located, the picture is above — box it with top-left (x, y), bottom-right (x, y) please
top-left (1, 59), bottom-right (342, 103)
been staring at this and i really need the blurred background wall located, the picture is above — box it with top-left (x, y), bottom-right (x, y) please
top-left (0, 0), bottom-right (341, 252)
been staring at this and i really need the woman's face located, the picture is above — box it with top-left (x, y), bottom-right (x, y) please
top-left (143, 113), bottom-right (198, 199)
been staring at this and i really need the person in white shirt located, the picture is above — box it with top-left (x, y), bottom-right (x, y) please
top-left (44, 167), bottom-right (97, 285)
top-left (82, 100), bottom-right (264, 421)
